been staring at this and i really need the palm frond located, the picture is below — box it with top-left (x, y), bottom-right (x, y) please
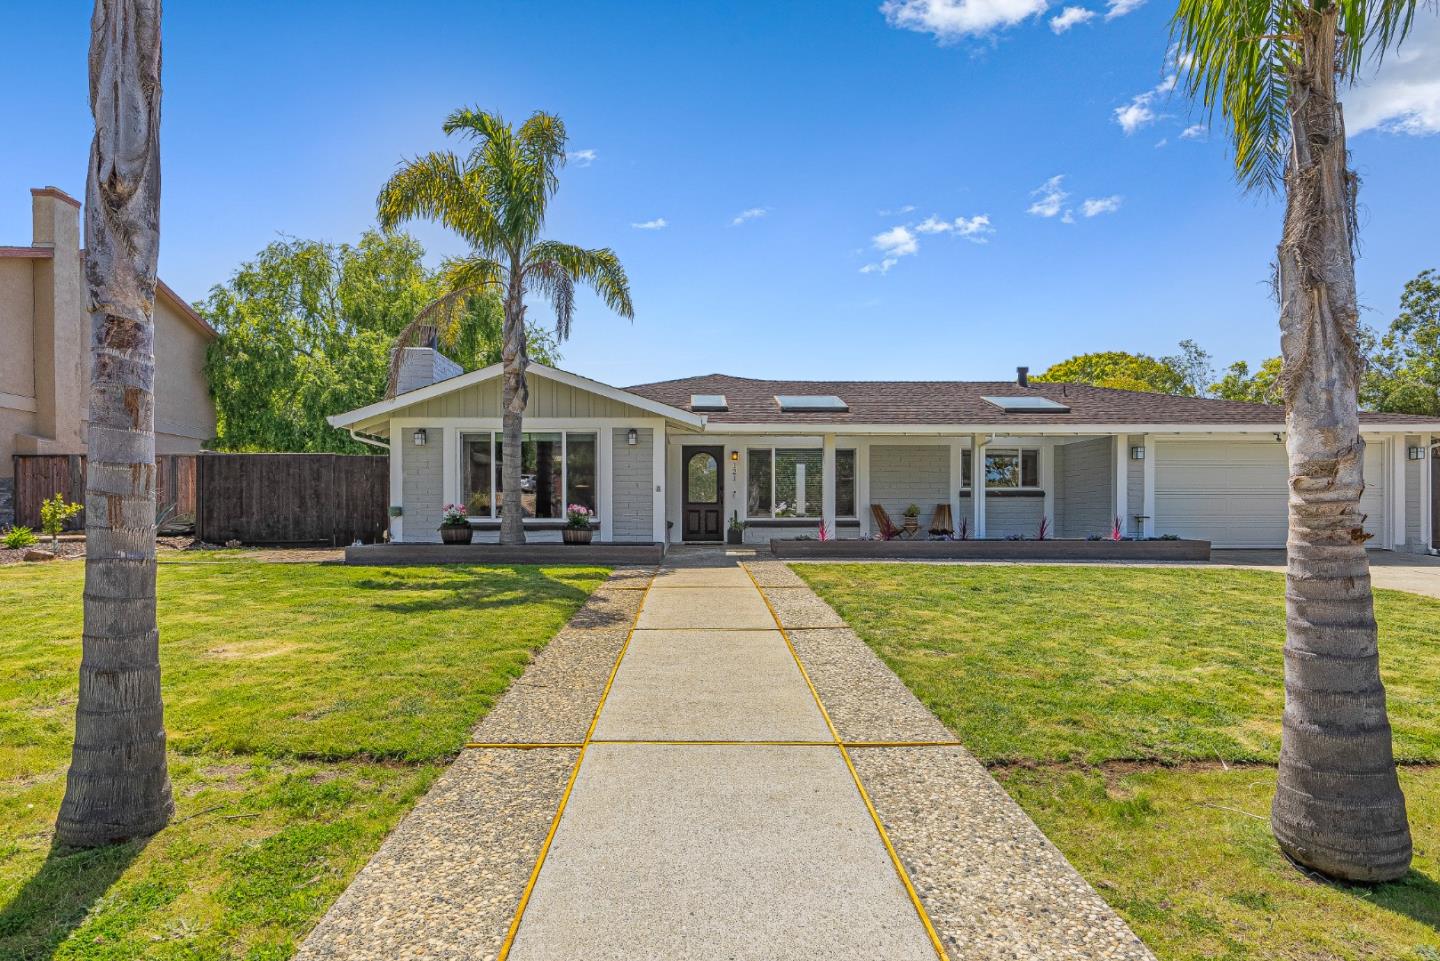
top-left (526, 241), bottom-right (635, 324)
top-left (384, 255), bottom-right (505, 396)
top-left (376, 151), bottom-right (499, 249)
top-left (527, 260), bottom-right (576, 341)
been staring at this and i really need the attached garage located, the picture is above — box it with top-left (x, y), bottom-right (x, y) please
top-left (1154, 438), bottom-right (1389, 549)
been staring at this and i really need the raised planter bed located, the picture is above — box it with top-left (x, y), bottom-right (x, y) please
top-left (345, 542), bottom-right (665, 566)
top-left (769, 538), bottom-right (1211, 562)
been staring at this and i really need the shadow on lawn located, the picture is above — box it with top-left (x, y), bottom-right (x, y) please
top-left (1355, 867), bottom-right (1440, 934)
top-left (0, 837), bottom-right (146, 960)
top-left (355, 567), bottom-right (598, 617)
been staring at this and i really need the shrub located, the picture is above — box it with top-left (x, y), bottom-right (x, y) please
top-left (39, 493), bottom-right (83, 542)
top-left (3, 526), bottom-right (39, 549)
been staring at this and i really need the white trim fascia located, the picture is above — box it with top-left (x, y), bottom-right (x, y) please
top-left (327, 362), bottom-right (705, 430)
top-left (1422, 433), bottom-right (1433, 552)
top-left (1040, 439), bottom-right (1055, 529)
top-left (695, 421), bottom-right (1440, 435)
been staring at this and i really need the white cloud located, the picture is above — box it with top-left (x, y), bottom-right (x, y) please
top-left (730, 207), bottom-right (769, 226)
top-left (567, 148), bottom-right (597, 167)
top-left (878, 204), bottom-right (917, 216)
top-left (880, 0), bottom-right (1047, 42)
top-left (1050, 6), bottom-right (1095, 33)
top-left (1114, 74), bottom-right (1176, 134)
top-left (1027, 175), bottom-right (1069, 217)
top-left (873, 225), bottom-right (920, 257)
top-left (631, 218), bottom-right (668, 230)
top-left (1154, 137), bottom-right (1169, 148)
top-left (860, 258), bottom-right (900, 275)
top-left (1081, 195), bottom-right (1123, 216)
top-left (1346, 13), bottom-right (1440, 135)
top-left (1179, 123), bottom-right (1206, 139)
top-left (915, 213), bottom-right (994, 242)
top-left (1104, 0), bottom-right (1145, 19)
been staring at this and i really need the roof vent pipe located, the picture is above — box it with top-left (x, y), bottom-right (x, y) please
top-left (1017, 366), bottom-right (1029, 388)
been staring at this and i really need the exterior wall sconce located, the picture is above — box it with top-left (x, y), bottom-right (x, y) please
top-left (1409, 446), bottom-right (1427, 460)
top-left (730, 450), bottom-right (739, 461)
top-left (626, 428), bottom-right (638, 446)
top-left (1130, 446), bottom-right (1145, 460)
top-left (412, 429), bottom-right (427, 446)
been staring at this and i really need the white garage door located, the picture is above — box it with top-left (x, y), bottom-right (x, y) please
top-left (1154, 440), bottom-right (1387, 548)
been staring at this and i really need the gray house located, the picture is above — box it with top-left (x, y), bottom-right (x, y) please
top-left (328, 350), bottom-right (1439, 552)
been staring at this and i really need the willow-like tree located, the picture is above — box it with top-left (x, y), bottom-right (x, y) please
top-left (1171, 0), bottom-right (1430, 881)
top-left (57, 0), bottom-right (174, 846)
top-left (377, 109), bottom-right (633, 543)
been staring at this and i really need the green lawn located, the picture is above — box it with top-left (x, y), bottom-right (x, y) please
top-left (0, 555), bottom-right (607, 961)
top-left (799, 563), bottom-right (1440, 961)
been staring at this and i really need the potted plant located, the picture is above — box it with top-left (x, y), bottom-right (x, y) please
top-left (726, 512), bottom-right (745, 545)
top-left (902, 503), bottom-right (920, 535)
top-left (438, 504), bottom-right (473, 544)
top-left (564, 503), bottom-right (594, 544)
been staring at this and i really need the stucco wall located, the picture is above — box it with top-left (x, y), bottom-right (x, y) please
top-left (612, 427), bottom-right (653, 541)
top-left (869, 445), bottom-right (949, 525)
top-left (401, 428), bottom-right (443, 543)
top-left (1056, 437), bottom-right (1112, 538)
top-left (151, 295), bottom-right (217, 452)
top-left (0, 260), bottom-right (36, 403)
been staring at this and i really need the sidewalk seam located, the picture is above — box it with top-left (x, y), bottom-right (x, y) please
top-left (741, 562), bottom-right (951, 961)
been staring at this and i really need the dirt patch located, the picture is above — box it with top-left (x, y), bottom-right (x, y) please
top-left (0, 542), bottom-right (86, 565)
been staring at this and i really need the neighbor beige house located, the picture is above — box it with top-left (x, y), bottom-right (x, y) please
top-left (1, 186), bottom-right (216, 525)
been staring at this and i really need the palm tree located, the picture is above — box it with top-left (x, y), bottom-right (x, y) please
top-left (1170, 0), bottom-right (1430, 881)
top-left (56, 0), bottom-right (174, 846)
top-left (377, 109), bottom-right (634, 544)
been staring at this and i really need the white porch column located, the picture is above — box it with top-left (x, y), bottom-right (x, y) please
top-left (1142, 434), bottom-right (1156, 537)
top-left (598, 426), bottom-right (615, 542)
top-left (857, 440), bottom-right (872, 536)
top-left (1423, 434), bottom-right (1433, 552)
top-left (948, 439), bottom-right (964, 537)
top-left (972, 433), bottom-right (987, 538)
top-left (821, 433), bottom-right (837, 537)
top-left (652, 424), bottom-right (667, 543)
top-left (1114, 434), bottom-right (1129, 536)
top-left (440, 426), bottom-right (457, 509)
top-left (388, 421), bottom-right (403, 542)
top-left (1040, 439), bottom-right (1055, 530)
top-left (1392, 435), bottom-right (1407, 549)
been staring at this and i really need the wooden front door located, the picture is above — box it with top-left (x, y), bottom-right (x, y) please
top-left (682, 446), bottom-right (724, 541)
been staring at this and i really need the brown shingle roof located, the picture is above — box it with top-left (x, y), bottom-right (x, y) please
top-left (623, 373), bottom-right (1440, 427)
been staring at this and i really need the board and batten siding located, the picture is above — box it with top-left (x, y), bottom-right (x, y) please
top-left (387, 376), bottom-right (658, 421)
top-left (869, 445), bottom-right (950, 523)
top-left (611, 427), bottom-right (654, 541)
top-left (401, 428), bottom-right (444, 543)
top-left (1055, 437), bottom-right (1113, 539)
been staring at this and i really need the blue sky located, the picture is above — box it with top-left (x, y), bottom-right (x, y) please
top-left (3, 0), bottom-right (1438, 387)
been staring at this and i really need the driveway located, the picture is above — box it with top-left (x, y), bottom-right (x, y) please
top-left (1211, 550), bottom-right (1440, 599)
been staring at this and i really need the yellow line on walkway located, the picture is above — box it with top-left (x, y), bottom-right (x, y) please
top-left (741, 562), bottom-right (951, 961)
top-left (495, 569), bottom-right (655, 961)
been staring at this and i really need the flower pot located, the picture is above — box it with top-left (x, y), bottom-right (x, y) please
top-left (726, 529), bottom-right (743, 545)
top-left (563, 527), bottom-right (593, 545)
top-left (439, 525), bottom-right (473, 545)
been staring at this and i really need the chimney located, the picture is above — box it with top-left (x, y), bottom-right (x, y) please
top-left (23, 187), bottom-right (87, 452)
top-left (1016, 366), bottom-right (1029, 388)
top-left (393, 347), bottom-right (463, 395)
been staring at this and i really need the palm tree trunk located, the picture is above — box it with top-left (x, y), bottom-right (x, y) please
top-left (499, 270), bottom-right (528, 545)
top-left (1270, 7), bottom-right (1410, 883)
top-left (56, 0), bottom-right (174, 847)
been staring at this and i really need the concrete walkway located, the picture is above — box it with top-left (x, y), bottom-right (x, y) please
top-left (298, 547), bottom-right (1153, 961)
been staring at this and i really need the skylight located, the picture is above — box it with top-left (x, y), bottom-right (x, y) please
top-left (775, 394), bottom-right (849, 413)
top-left (689, 394), bottom-right (729, 411)
top-left (981, 395), bottom-right (1071, 413)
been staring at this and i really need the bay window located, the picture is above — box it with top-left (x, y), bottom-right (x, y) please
top-left (746, 447), bottom-right (856, 519)
top-left (462, 431), bottom-right (597, 520)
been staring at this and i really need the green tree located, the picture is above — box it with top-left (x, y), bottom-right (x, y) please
top-left (1364, 268), bottom-right (1440, 416)
top-left (1033, 340), bottom-right (1211, 396)
top-left (1172, 0), bottom-right (1426, 881)
top-left (1211, 356), bottom-right (1284, 405)
top-left (202, 231), bottom-right (553, 453)
top-left (378, 108), bottom-right (634, 544)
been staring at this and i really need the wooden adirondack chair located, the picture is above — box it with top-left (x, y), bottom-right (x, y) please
top-left (928, 504), bottom-right (954, 537)
top-left (870, 504), bottom-right (906, 540)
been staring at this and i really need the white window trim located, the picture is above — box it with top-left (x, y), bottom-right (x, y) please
top-left (744, 446), bottom-right (858, 521)
top-left (958, 446), bottom-right (1044, 492)
top-left (460, 430), bottom-right (598, 522)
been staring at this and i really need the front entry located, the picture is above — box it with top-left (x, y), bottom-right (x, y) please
top-left (682, 446), bottom-right (724, 541)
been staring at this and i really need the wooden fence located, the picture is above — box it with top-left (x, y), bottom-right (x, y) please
top-left (195, 453), bottom-right (389, 545)
top-left (11, 454), bottom-right (196, 531)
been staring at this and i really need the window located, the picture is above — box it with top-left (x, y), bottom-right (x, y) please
top-left (961, 448), bottom-right (1040, 490)
top-left (462, 432), bottom-right (596, 519)
top-left (835, 449), bottom-right (856, 518)
top-left (687, 451), bottom-right (719, 503)
top-left (976, 448), bottom-right (1039, 490)
top-left (746, 447), bottom-right (854, 519)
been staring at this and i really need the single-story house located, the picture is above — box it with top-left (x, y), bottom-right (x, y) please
top-left (328, 348), bottom-right (1439, 552)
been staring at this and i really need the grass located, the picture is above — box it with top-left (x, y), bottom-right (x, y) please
top-left (798, 563), bottom-right (1440, 961)
top-left (0, 554), bottom-right (608, 961)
